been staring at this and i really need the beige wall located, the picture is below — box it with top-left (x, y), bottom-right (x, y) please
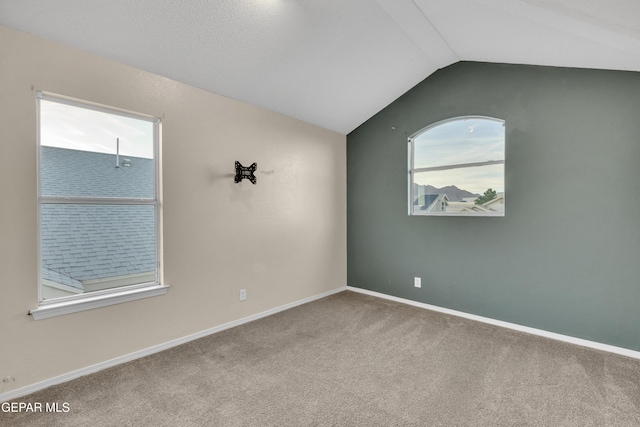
top-left (0, 24), bottom-right (346, 395)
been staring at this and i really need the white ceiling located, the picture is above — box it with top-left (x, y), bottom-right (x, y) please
top-left (2, 0), bottom-right (640, 134)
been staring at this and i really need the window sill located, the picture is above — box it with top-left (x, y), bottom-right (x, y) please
top-left (29, 284), bottom-right (169, 320)
top-left (411, 212), bottom-right (504, 217)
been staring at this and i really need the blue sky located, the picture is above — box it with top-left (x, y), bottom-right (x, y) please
top-left (40, 99), bottom-right (154, 159)
top-left (413, 117), bottom-right (505, 194)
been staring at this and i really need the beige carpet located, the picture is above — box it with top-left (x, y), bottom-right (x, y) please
top-left (2, 291), bottom-right (640, 426)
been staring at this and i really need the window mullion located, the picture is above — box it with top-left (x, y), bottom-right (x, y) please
top-left (413, 159), bottom-right (504, 174)
top-left (40, 196), bottom-right (157, 205)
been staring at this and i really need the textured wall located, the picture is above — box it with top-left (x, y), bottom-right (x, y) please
top-left (0, 24), bottom-right (346, 395)
top-left (348, 61), bottom-right (640, 351)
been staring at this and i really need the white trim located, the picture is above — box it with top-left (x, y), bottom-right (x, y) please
top-left (36, 93), bottom-right (43, 303)
top-left (39, 91), bottom-right (157, 123)
top-left (413, 211), bottom-right (504, 217)
top-left (13, 285), bottom-right (636, 402)
top-left (38, 280), bottom-right (160, 307)
top-left (2, 286), bottom-right (346, 402)
top-left (42, 279), bottom-right (83, 294)
top-left (82, 272), bottom-right (157, 292)
top-left (346, 286), bottom-right (640, 360)
top-left (29, 285), bottom-right (170, 320)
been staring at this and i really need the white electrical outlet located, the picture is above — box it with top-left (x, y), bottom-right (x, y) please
top-left (239, 289), bottom-right (247, 301)
top-left (414, 277), bottom-right (421, 288)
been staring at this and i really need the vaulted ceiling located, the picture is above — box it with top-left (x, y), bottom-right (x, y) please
top-left (2, 0), bottom-right (639, 134)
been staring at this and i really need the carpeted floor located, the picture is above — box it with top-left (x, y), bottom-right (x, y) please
top-left (2, 290), bottom-right (640, 426)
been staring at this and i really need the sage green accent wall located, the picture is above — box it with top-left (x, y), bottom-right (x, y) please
top-left (347, 62), bottom-right (640, 351)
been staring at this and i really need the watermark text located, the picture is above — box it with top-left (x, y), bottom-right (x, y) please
top-left (1, 401), bottom-right (70, 413)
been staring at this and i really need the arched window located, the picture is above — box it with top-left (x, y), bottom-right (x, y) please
top-left (409, 116), bottom-right (505, 216)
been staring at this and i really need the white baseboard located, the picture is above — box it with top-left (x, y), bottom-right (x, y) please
top-left (346, 286), bottom-right (640, 360)
top-left (5, 285), bottom-right (637, 402)
top-left (0, 286), bottom-right (348, 403)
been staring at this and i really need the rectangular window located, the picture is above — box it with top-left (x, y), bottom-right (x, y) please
top-left (409, 117), bottom-right (505, 217)
top-left (33, 92), bottom-right (166, 318)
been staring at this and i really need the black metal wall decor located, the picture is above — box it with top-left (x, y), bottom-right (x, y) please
top-left (235, 161), bottom-right (257, 184)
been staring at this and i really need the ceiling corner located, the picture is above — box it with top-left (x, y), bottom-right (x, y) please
top-left (374, 0), bottom-right (459, 69)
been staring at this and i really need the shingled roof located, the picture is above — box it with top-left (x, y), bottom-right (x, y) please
top-left (40, 146), bottom-right (156, 295)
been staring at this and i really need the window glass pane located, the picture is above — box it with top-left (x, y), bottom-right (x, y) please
top-left (40, 99), bottom-right (154, 199)
top-left (412, 164), bottom-right (504, 215)
top-left (414, 118), bottom-right (504, 169)
top-left (41, 204), bottom-right (156, 300)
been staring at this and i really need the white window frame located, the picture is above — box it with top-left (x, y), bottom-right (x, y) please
top-left (30, 92), bottom-right (167, 320)
top-left (408, 116), bottom-right (505, 217)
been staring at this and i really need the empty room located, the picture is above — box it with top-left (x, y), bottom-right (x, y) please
top-left (1, 1), bottom-right (640, 425)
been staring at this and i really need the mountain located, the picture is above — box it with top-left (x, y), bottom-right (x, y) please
top-left (413, 184), bottom-right (479, 202)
